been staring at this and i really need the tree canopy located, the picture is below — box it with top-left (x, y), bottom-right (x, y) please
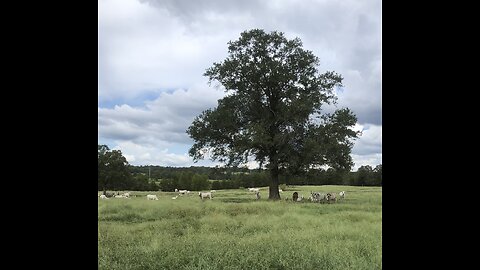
top-left (98, 144), bottom-right (132, 191)
top-left (187, 29), bottom-right (360, 199)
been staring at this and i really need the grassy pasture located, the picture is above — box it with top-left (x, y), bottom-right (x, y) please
top-left (98, 185), bottom-right (381, 269)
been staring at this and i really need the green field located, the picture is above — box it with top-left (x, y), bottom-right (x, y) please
top-left (98, 185), bottom-right (382, 269)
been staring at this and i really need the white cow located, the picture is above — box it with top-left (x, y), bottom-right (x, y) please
top-left (248, 188), bottom-right (260, 192)
top-left (327, 193), bottom-right (337, 203)
top-left (178, 190), bottom-right (188, 195)
top-left (172, 195), bottom-right (178, 200)
top-left (339, 191), bottom-right (346, 200)
top-left (210, 190), bottom-right (216, 193)
top-left (199, 192), bottom-right (212, 200)
top-left (114, 195), bottom-right (127, 198)
top-left (147, 194), bottom-right (158, 200)
top-left (311, 192), bottom-right (328, 203)
top-left (123, 192), bottom-right (130, 198)
top-left (279, 189), bottom-right (284, 193)
top-left (99, 194), bottom-right (108, 200)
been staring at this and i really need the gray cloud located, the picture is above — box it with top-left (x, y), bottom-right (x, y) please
top-left (140, 0), bottom-right (264, 19)
top-left (134, 0), bottom-right (382, 125)
top-left (98, 0), bottom-right (381, 168)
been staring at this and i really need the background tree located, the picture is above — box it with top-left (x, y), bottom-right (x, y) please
top-left (211, 180), bottom-right (222, 190)
top-left (126, 164), bottom-right (382, 189)
top-left (177, 171), bottom-right (193, 190)
top-left (374, 164), bottom-right (382, 186)
top-left (356, 165), bottom-right (373, 186)
top-left (187, 29), bottom-right (359, 199)
top-left (191, 174), bottom-right (210, 191)
top-left (98, 144), bottom-right (132, 191)
top-left (159, 178), bottom-right (177, 192)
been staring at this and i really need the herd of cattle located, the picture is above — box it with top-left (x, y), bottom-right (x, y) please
top-left (99, 188), bottom-right (346, 203)
top-left (98, 190), bottom-right (216, 200)
top-left (99, 192), bottom-right (131, 199)
top-left (246, 188), bottom-right (346, 203)
top-left (307, 191), bottom-right (346, 203)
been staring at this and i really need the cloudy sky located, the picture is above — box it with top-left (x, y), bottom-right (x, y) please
top-left (98, 0), bottom-right (382, 170)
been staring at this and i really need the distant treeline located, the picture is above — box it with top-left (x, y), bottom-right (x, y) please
top-left (99, 143), bottom-right (381, 192)
top-left (108, 164), bottom-right (381, 191)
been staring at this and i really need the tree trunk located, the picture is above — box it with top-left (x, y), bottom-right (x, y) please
top-left (267, 96), bottom-right (280, 200)
top-left (268, 162), bottom-right (281, 200)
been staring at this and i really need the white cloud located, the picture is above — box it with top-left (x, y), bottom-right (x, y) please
top-left (99, 84), bottom-right (225, 145)
top-left (113, 141), bottom-right (190, 166)
top-left (113, 140), bottom-right (223, 167)
top-left (351, 153), bottom-right (382, 171)
top-left (352, 123), bottom-right (382, 156)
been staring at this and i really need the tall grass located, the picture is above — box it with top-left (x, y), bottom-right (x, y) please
top-left (99, 185), bottom-right (381, 269)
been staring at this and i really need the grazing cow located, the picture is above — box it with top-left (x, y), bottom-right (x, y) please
top-left (326, 193), bottom-right (337, 203)
top-left (178, 190), bottom-right (188, 195)
top-left (292, 192), bottom-right (299, 202)
top-left (311, 192), bottom-right (328, 203)
top-left (147, 194), bottom-right (158, 200)
top-left (339, 191), bottom-right (345, 200)
top-left (99, 194), bottom-right (108, 200)
top-left (199, 192), bottom-right (212, 200)
top-left (103, 191), bottom-right (115, 198)
top-left (255, 191), bottom-right (261, 200)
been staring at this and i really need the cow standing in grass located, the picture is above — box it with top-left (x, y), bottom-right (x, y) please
top-left (292, 192), bottom-right (298, 202)
top-left (311, 192), bottom-right (328, 203)
top-left (147, 194), bottom-right (158, 200)
top-left (327, 193), bottom-right (337, 203)
top-left (199, 192), bottom-right (212, 200)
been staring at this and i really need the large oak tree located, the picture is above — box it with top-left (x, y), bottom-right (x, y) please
top-left (187, 29), bottom-right (359, 200)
